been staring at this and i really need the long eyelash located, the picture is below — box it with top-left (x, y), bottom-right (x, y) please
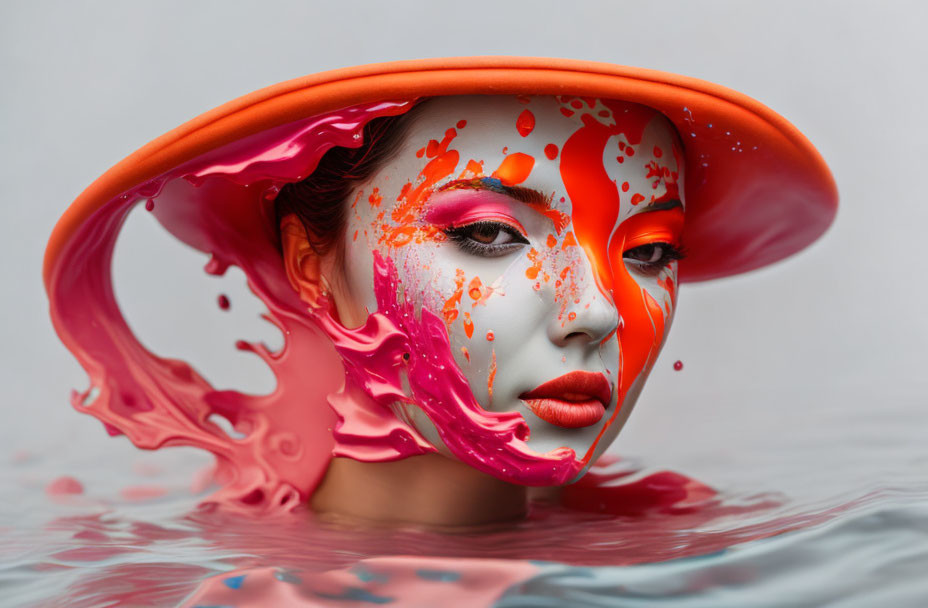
top-left (626, 242), bottom-right (687, 275)
top-left (443, 221), bottom-right (528, 257)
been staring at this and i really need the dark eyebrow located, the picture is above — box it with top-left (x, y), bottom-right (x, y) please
top-left (436, 177), bottom-right (554, 208)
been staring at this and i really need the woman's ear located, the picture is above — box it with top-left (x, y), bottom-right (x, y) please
top-left (281, 214), bottom-right (327, 307)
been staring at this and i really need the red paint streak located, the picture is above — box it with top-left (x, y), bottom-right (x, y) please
top-left (544, 143), bottom-right (558, 160)
top-left (492, 152), bottom-right (535, 186)
top-left (486, 330), bottom-right (495, 342)
top-left (487, 349), bottom-right (497, 402)
top-left (217, 294), bottom-right (230, 310)
top-left (674, 360), bottom-right (683, 371)
top-left (516, 109), bottom-right (535, 137)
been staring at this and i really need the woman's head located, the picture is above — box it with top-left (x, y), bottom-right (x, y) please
top-left (280, 95), bottom-right (685, 483)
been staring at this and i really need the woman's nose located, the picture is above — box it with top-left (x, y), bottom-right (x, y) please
top-left (547, 263), bottom-right (620, 347)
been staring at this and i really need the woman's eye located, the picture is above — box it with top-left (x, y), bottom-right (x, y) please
top-left (444, 221), bottom-right (529, 258)
top-left (623, 242), bottom-right (684, 276)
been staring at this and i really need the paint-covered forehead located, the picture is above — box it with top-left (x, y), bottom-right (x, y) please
top-left (390, 96), bottom-right (680, 200)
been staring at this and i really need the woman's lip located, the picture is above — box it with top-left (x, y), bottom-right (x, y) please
top-left (521, 398), bottom-right (605, 428)
top-left (518, 371), bottom-right (612, 429)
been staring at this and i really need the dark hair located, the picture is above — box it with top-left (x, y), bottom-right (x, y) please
top-left (274, 102), bottom-right (427, 258)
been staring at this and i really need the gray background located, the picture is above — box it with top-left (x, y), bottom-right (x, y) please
top-left (2, 1), bottom-right (925, 486)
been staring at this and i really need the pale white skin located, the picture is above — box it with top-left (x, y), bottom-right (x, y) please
top-left (339, 95), bottom-right (684, 480)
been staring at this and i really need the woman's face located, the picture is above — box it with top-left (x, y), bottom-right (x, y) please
top-left (338, 95), bottom-right (684, 479)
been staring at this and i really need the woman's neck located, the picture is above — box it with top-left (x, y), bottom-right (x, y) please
top-left (309, 454), bottom-right (529, 528)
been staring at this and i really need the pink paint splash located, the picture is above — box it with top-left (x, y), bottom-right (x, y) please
top-left (315, 252), bottom-right (581, 486)
top-left (46, 96), bottom-right (581, 516)
top-left (47, 101), bottom-right (415, 514)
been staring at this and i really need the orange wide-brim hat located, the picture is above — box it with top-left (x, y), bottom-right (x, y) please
top-left (44, 56), bottom-right (837, 292)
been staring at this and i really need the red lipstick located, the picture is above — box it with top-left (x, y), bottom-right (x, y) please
top-left (519, 371), bottom-right (611, 428)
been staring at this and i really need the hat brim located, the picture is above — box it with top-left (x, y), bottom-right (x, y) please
top-left (44, 56), bottom-right (837, 286)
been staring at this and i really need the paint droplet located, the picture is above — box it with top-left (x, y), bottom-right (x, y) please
top-left (570, 99), bottom-right (583, 109)
top-left (516, 109), bottom-right (535, 137)
top-left (486, 331), bottom-right (495, 341)
top-left (673, 360), bottom-right (683, 371)
top-left (621, 181), bottom-right (630, 192)
top-left (568, 312), bottom-right (576, 321)
top-left (47, 476), bottom-right (84, 496)
top-left (492, 152), bottom-right (535, 186)
top-left (653, 146), bottom-right (663, 158)
top-left (144, 200), bottom-right (155, 212)
top-left (559, 107), bottom-right (574, 118)
top-left (631, 193), bottom-right (645, 205)
top-left (217, 294), bottom-right (230, 310)
top-left (544, 143), bottom-right (558, 160)
top-left (616, 156), bottom-right (624, 164)
top-left (456, 119), bottom-right (467, 129)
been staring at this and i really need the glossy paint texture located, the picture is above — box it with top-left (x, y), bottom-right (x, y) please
top-left (45, 101), bottom-right (418, 512)
top-left (340, 96), bottom-right (684, 481)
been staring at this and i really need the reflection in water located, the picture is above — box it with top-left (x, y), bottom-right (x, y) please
top-left (5, 404), bottom-right (928, 607)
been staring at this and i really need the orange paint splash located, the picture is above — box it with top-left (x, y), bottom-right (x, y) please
top-left (461, 346), bottom-right (470, 362)
top-left (441, 269), bottom-right (466, 323)
top-left (458, 159), bottom-right (485, 180)
top-left (525, 248), bottom-right (542, 280)
top-left (516, 109), bottom-right (535, 137)
top-left (486, 330), bottom-right (495, 341)
top-left (546, 234), bottom-right (558, 248)
top-left (368, 187), bottom-right (382, 207)
top-left (492, 152), bottom-right (535, 186)
top-left (463, 312), bottom-right (474, 339)
top-left (558, 100), bottom-right (681, 466)
top-left (381, 126), bottom-right (461, 248)
top-left (561, 231), bottom-right (577, 250)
